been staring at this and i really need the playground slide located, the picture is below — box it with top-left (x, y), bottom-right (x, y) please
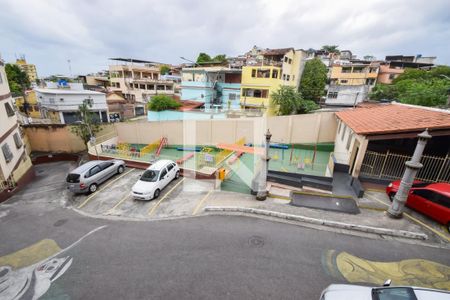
top-left (226, 157), bottom-right (254, 188)
top-left (156, 137), bottom-right (168, 156)
top-left (176, 152), bottom-right (194, 164)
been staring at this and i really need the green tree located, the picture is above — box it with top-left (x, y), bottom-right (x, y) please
top-left (196, 53), bottom-right (212, 64)
top-left (148, 95), bottom-right (181, 111)
top-left (271, 86), bottom-right (319, 115)
top-left (321, 45), bottom-right (340, 54)
top-left (70, 101), bottom-right (100, 145)
top-left (299, 58), bottom-right (328, 102)
top-left (370, 66), bottom-right (450, 107)
top-left (160, 65), bottom-right (170, 75)
top-left (5, 64), bottom-right (30, 97)
top-left (212, 54), bottom-right (227, 63)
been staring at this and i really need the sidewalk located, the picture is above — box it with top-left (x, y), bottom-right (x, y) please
top-left (200, 188), bottom-right (449, 247)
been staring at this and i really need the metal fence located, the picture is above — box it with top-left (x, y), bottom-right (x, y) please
top-left (361, 151), bottom-right (450, 183)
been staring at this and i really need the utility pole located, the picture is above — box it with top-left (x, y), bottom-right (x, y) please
top-left (256, 129), bottom-right (272, 201)
top-left (387, 129), bottom-right (431, 218)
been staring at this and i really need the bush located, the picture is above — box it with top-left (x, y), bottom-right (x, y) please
top-left (148, 95), bottom-right (181, 111)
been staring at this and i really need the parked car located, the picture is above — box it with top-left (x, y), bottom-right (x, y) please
top-left (66, 160), bottom-right (125, 194)
top-left (386, 180), bottom-right (450, 232)
top-left (131, 159), bottom-right (180, 200)
top-left (320, 284), bottom-right (450, 300)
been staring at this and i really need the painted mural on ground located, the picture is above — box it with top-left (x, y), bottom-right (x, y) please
top-left (0, 226), bottom-right (106, 300)
top-left (323, 250), bottom-right (450, 290)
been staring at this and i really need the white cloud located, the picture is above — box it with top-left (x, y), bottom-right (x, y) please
top-left (0, 0), bottom-right (448, 76)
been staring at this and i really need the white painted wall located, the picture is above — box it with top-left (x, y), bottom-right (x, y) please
top-left (35, 89), bottom-right (107, 112)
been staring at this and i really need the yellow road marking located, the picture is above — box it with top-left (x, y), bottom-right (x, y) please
top-left (281, 167), bottom-right (288, 172)
top-left (365, 194), bottom-right (450, 242)
top-left (107, 193), bottom-right (131, 213)
top-left (148, 178), bottom-right (185, 216)
top-left (192, 190), bottom-right (213, 215)
top-left (78, 168), bottom-right (133, 209)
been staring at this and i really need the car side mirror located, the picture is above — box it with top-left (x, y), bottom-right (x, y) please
top-left (383, 279), bottom-right (392, 287)
top-left (138, 174), bottom-right (142, 178)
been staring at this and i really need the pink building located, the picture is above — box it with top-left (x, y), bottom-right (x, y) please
top-left (377, 64), bottom-right (404, 84)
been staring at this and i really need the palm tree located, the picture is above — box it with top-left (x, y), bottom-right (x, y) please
top-left (321, 45), bottom-right (340, 54)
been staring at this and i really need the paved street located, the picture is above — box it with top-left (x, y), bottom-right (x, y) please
top-left (0, 162), bottom-right (449, 299)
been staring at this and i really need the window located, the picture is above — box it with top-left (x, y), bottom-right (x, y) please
top-left (284, 56), bottom-right (288, 63)
top-left (372, 287), bottom-right (416, 300)
top-left (140, 84), bottom-right (145, 90)
top-left (366, 78), bottom-right (376, 85)
top-left (100, 162), bottom-right (114, 170)
top-left (353, 67), bottom-right (364, 73)
top-left (49, 98), bottom-right (55, 104)
top-left (337, 121), bottom-right (342, 133)
top-left (13, 133), bottom-right (22, 149)
top-left (282, 74), bottom-right (286, 80)
top-left (167, 164), bottom-right (174, 172)
top-left (328, 92), bottom-right (338, 99)
top-left (2, 143), bottom-right (13, 163)
top-left (4, 102), bottom-right (15, 117)
top-left (242, 88), bottom-right (268, 98)
top-left (116, 82), bottom-right (121, 88)
top-left (342, 67), bottom-right (351, 73)
top-left (251, 69), bottom-right (256, 78)
top-left (256, 69), bottom-right (270, 78)
top-left (340, 80), bottom-right (348, 84)
top-left (84, 98), bottom-right (93, 106)
top-left (286, 75), bottom-right (290, 81)
top-left (346, 133), bottom-right (353, 150)
top-left (272, 69), bottom-right (279, 79)
top-left (88, 165), bottom-right (101, 177)
top-left (288, 58), bottom-right (292, 64)
top-left (159, 168), bottom-right (167, 180)
top-left (229, 93), bottom-right (236, 100)
top-left (414, 189), bottom-right (450, 209)
top-left (341, 125), bottom-right (346, 141)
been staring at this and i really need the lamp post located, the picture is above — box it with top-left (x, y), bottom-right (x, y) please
top-left (387, 129), bottom-right (431, 218)
top-left (256, 129), bottom-right (272, 201)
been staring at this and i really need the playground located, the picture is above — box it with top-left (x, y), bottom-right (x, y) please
top-left (99, 137), bottom-right (333, 192)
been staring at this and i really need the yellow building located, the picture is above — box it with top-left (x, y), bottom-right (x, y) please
top-left (330, 62), bottom-right (379, 86)
top-left (16, 58), bottom-right (38, 83)
top-left (240, 48), bottom-right (306, 115)
top-left (14, 90), bottom-right (41, 118)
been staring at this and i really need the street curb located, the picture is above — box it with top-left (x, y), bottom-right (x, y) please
top-left (203, 206), bottom-right (429, 240)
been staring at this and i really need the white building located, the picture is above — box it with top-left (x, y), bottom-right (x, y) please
top-left (0, 59), bottom-right (33, 197)
top-left (35, 88), bottom-right (109, 124)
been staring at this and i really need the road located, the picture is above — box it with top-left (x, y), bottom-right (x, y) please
top-left (1, 198), bottom-right (449, 299)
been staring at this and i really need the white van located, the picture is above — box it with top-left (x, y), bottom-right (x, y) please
top-left (131, 160), bottom-right (180, 200)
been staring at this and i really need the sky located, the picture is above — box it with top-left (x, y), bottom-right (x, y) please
top-left (0, 0), bottom-right (449, 77)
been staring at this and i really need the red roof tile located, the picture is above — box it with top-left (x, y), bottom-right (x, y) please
top-left (335, 103), bottom-right (450, 135)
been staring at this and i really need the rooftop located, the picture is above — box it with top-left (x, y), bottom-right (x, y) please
top-left (34, 88), bottom-right (105, 95)
top-left (262, 48), bottom-right (294, 56)
top-left (335, 103), bottom-right (450, 135)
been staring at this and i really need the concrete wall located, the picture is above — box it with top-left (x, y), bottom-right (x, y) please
top-left (24, 124), bottom-right (115, 153)
top-left (115, 112), bottom-right (337, 146)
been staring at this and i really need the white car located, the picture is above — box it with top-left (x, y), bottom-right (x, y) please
top-left (320, 284), bottom-right (450, 300)
top-left (131, 160), bottom-right (180, 200)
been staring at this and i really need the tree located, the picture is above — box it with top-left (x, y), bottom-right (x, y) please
top-left (212, 54), bottom-right (227, 63)
top-left (271, 86), bottom-right (319, 115)
top-left (299, 58), bottom-right (328, 102)
top-left (321, 45), bottom-right (340, 54)
top-left (160, 65), bottom-right (170, 75)
top-left (196, 53), bottom-right (212, 64)
top-left (148, 95), bottom-right (181, 111)
top-left (369, 66), bottom-right (450, 107)
top-left (70, 101), bottom-right (101, 145)
top-left (5, 64), bottom-right (30, 97)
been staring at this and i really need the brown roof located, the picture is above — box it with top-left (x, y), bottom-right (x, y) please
top-left (262, 48), bottom-right (294, 56)
top-left (335, 103), bottom-right (450, 135)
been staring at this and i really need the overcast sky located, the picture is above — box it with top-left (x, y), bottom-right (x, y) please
top-left (1, 0), bottom-right (449, 77)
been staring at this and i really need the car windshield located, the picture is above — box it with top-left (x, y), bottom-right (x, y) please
top-left (140, 170), bottom-right (159, 182)
top-left (372, 287), bottom-right (417, 300)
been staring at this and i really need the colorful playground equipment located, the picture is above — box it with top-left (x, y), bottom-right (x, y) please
top-left (156, 137), bottom-right (168, 157)
top-left (176, 152), bottom-right (195, 164)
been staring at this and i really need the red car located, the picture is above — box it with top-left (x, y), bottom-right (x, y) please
top-left (386, 181), bottom-right (450, 232)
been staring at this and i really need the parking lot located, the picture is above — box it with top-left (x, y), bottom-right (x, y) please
top-left (71, 167), bottom-right (215, 219)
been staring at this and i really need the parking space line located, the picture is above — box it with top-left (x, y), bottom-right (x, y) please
top-left (77, 169), bottom-right (134, 209)
top-left (192, 190), bottom-right (213, 215)
top-left (365, 194), bottom-right (450, 242)
top-left (107, 193), bottom-right (131, 213)
top-left (148, 178), bottom-right (185, 216)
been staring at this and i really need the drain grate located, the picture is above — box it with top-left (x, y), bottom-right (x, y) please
top-left (248, 236), bottom-right (265, 248)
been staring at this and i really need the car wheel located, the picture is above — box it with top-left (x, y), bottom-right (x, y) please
top-left (89, 183), bottom-right (98, 193)
top-left (153, 189), bottom-right (160, 199)
top-left (388, 193), bottom-right (396, 202)
top-left (175, 171), bottom-right (180, 179)
top-left (117, 165), bottom-right (124, 174)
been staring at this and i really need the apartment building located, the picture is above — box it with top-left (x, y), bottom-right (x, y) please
top-left (14, 90), bottom-right (41, 118)
top-left (35, 86), bottom-right (108, 124)
top-left (0, 59), bottom-right (33, 200)
top-left (240, 48), bottom-right (307, 115)
top-left (325, 61), bottom-right (379, 106)
top-left (109, 58), bottom-right (175, 116)
top-left (16, 57), bottom-right (38, 84)
top-left (181, 67), bottom-right (241, 110)
top-left (377, 55), bottom-right (436, 84)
